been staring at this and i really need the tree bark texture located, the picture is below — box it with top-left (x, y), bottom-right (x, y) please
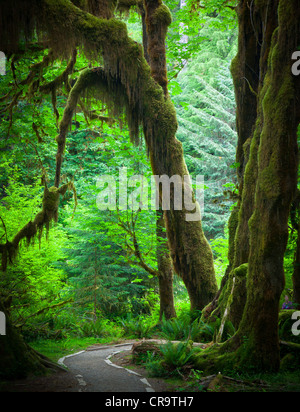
top-left (203, 0), bottom-right (263, 327)
top-left (229, 0), bottom-right (300, 371)
top-left (156, 209), bottom-right (177, 320)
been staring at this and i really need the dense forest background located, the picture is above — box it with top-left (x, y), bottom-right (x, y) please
top-left (0, 0), bottom-right (300, 391)
top-left (0, 3), bottom-right (238, 337)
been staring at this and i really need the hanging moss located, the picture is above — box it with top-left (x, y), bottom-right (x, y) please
top-left (0, 182), bottom-right (76, 271)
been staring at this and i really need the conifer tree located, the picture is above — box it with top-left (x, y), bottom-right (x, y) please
top-left (174, 21), bottom-right (238, 239)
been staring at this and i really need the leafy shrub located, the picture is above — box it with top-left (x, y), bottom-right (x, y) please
top-left (159, 318), bottom-right (188, 340)
top-left (159, 341), bottom-right (198, 369)
top-left (144, 351), bottom-right (168, 378)
top-left (77, 319), bottom-right (106, 338)
top-left (140, 341), bottom-right (201, 378)
top-left (75, 318), bottom-right (123, 339)
top-left (159, 316), bottom-right (215, 343)
top-left (120, 315), bottom-right (155, 339)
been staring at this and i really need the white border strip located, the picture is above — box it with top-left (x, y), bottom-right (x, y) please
top-left (58, 351), bottom-right (86, 368)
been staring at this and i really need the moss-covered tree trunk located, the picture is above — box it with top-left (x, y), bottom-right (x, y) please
top-left (156, 209), bottom-right (177, 320)
top-left (196, 0), bottom-right (300, 373)
top-left (228, 0), bottom-right (300, 371)
top-left (203, 0), bottom-right (292, 336)
top-left (140, 6), bottom-right (176, 320)
top-left (141, 0), bottom-right (215, 313)
top-left (142, 0), bottom-right (217, 310)
top-left (203, 0), bottom-right (262, 327)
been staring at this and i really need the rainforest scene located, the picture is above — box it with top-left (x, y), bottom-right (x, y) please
top-left (0, 0), bottom-right (300, 394)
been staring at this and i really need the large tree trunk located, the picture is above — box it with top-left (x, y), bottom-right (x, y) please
top-left (0, 300), bottom-right (62, 379)
top-left (140, 7), bottom-right (176, 320)
top-left (227, 0), bottom-right (300, 371)
top-left (156, 209), bottom-right (177, 320)
top-left (141, 0), bottom-right (216, 312)
top-left (143, 0), bottom-right (218, 310)
top-left (204, 0), bottom-right (292, 335)
top-left (202, 0), bottom-right (263, 327)
top-left (196, 0), bottom-right (300, 373)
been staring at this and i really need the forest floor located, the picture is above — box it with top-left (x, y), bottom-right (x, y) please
top-left (111, 349), bottom-right (300, 392)
top-left (110, 349), bottom-right (177, 392)
top-left (0, 369), bottom-right (79, 392)
top-left (1, 340), bottom-right (300, 392)
top-left (0, 341), bottom-right (171, 392)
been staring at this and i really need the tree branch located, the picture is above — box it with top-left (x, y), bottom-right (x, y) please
top-left (116, 208), bottom-right (158, 277)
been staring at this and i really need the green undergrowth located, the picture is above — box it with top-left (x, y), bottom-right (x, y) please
top-left (27, 306), bottom-right (300, 391)
top-left (132, 341), bottom-right (300, 392)
top-left (29, 336), bottom-right (128, 363)
top-left (183, 370), bottom-right (300, 392)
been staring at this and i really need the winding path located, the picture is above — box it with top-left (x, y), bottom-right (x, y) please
top-left (58, 343), bottom-right (155, 393)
